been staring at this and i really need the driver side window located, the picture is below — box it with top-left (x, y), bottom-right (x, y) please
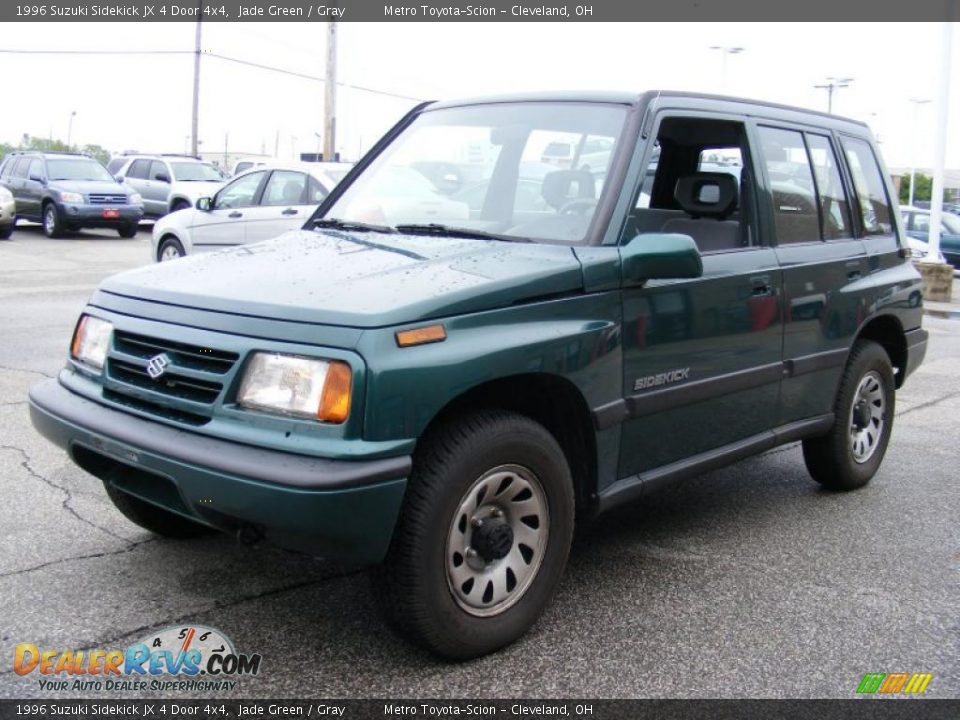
top-left (215, 171), bottom-right (266, 210)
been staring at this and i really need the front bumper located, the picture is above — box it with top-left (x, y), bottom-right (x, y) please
top-left (29, 378), bottom-right (410, 565)
top-left (60, 202), bottom-right (144, 227)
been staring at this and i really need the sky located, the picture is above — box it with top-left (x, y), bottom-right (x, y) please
top-left (0, 21), bottom-right (957, 170)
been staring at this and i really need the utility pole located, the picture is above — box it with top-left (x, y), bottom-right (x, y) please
top-left (66, 111), bottom-right (76, 149)
top-left (324, 21), bottom-right (337, 161)
top-left (274, 129), bottom-right (280, 158)
top-left (814, 77), bottom-right (853, 114)
top-left (907, 98), bottom-right (931, 207)
top-left (190, 4), bottom-right (203, 157)
top-left (223, 132), bottom-right (229, 172)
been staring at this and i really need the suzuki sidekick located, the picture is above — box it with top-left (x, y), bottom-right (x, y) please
top-left (29, 91), bottom-right (928, 659)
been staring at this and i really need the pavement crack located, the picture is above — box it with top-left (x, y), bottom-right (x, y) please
top-left (0, 400), bottom-right (28, 407)
top-left (0, 363), bottom-right (55, 379)
top-left (0, 443), bottom-right (131, 544)
top-left (0, 538), bottom-right (156, 580)
top-left (896, 390), bottom-right (960, 417)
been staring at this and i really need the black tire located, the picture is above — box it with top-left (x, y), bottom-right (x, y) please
top-left (170, 199), bottom-right (191, 213)
top-left (157, 236), bottom-right (185, 262)
top-left (0, 224), bottom-right (12, 240)
top-left (42, 202), bottom-right (64, 238)
top-left (103, 482), bottom-right (211, 538)
top-left (803, 340), bottom-right (896, 491)
top-left (377, 410), bottom-right (575, 660)
top-left (118, 223), bottom-right (138, 238)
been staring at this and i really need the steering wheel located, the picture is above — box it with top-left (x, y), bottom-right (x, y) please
top-left (559, 198), bottom-right (598, 215)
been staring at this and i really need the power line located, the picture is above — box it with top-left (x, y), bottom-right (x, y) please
top-left (0, 47), bottom-right (426, 102)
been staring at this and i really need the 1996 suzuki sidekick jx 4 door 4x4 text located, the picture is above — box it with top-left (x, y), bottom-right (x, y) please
top-left (29, 91), bottom-right (928, 659)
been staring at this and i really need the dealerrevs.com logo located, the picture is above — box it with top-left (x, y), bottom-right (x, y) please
top-left (856, 672), bottom-right (933, 694)
top-left (14, 625), bottom-right (261, 692)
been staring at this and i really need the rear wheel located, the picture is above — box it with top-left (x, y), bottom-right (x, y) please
top-left (42, 203), bottom-right (64, 238)
top-left (377, 410), bottom-right (575, 659)
top-left (0, 223), bottom-right (12, 240)
top-left (803, 340), bottom-right (895, 491)
top-left (103, 482), bottom-right (211, 538)
top-left (157, 236), bottom-right (185, 261)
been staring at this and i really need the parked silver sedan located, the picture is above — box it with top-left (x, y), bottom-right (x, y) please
top-left (150, 162), bottom-right (342, 262)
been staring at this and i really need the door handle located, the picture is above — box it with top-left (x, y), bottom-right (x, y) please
top-left (845, 260), bottom-right (862, 280)
top-left (750, 276), bottom-right (773, 297)
top-left (281, 208), bottom-right (298, 216)
top-left (228, 211), bottom-right (242, 218)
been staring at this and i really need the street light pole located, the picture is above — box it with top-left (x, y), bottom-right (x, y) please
top-left (323, 21), bottom-right (338, 162)
top-left (66, 111), bottom-right (76, 149)
top-left (925, 19), bottom-right (955, 266)
top-left (814, 77), bottom-right (854, 113)
top-left (907, 98), bottom-right (931, 207)
top-left (709, 46), bottom-right (744, 93)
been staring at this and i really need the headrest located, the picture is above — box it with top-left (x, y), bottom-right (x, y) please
top-left (674, 172), bottom-right (738, 219)
top-left (542, 169), bottom-right (595, 211)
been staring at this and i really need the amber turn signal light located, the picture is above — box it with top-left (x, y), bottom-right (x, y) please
top-left (395, 324), bottom-right (447, 348)
top-left (318, 361), bottom-right (353, 423)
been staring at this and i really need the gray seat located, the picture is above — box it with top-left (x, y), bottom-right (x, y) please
top-left (661, 172), bottom-right (741, 253)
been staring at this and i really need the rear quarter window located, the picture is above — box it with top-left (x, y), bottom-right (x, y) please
top-left (841, 137), bottom-right (894, 236)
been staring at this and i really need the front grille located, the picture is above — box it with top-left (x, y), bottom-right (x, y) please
top-left (104, 331), bottom-right (240, 424)
top-left (89, 193), bottom-right (128, 205)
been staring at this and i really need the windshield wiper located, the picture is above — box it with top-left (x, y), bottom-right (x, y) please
top-left (313, 217), bottom-right (396, 234)
top-left (393, 223), bottom-right (529, 243)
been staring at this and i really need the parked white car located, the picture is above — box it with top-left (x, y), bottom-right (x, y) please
top-left (151, 163), bottom-right (340, 262)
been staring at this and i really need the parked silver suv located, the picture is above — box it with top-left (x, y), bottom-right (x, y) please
top-left (114, 154), bottom-right (226, 217)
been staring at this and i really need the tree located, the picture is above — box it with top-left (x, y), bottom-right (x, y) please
top-left (81, 144), bottom-right (110, 166)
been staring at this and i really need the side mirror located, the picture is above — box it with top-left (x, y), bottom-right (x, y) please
top-left (29, 174), bottom-right (45, 183)
top-left (155, 173), bottom-right (171, 184)
top-left (196, 197), bottom-right (212, 211)
top-left (114, 174), bottom-right (124, 183)
top-left (621, 233), bottom-right (703, 283)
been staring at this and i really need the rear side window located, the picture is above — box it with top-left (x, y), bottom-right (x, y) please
top-left (261, 171), bottom-right (307, 206)
top-left (12, 158), bottom-right (31, 178)
top-left (806, 134), bottom-right (852, 240)
top-left (757, 126), bottom-right (820, 244)
top-left (126, 159), bottom-right (150, 179)
top-left (841, 137), bottom-right (893, 236)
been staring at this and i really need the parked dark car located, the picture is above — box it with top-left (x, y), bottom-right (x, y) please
top-left (29, 91), bottom-right (926, 659)
top-left (0, 152), bottom-right (144, 238)
top-left (900, 204), bottom-right (960, 266)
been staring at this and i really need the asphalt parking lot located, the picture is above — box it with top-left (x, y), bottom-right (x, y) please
top-left (0, 224), bottom-right (957, 699)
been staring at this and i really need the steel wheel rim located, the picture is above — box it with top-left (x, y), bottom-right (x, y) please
top-left (44, 208), bottom-right (55, 233)
top-left (849, 370), bottom-right (886, 464)
top-left (445, 463), bottom-right (549, 617)
top-left (160, 244), bottom-right (181, 261)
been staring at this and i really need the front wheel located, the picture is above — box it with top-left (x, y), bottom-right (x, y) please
top-left (157, 236), bottom-right (185, 262)
top-left (803, 340), bottom-right (896, 491)
top-left (377, 410), bottom-right (575, 659)
top-left (42, 203), bottom-right (64, 238)
top-left (118, 223), bottom-right (138, 238)
top-left (169, 199), bottom-right (191, 214)
top-left (0, 223), bottom-right (12, 240)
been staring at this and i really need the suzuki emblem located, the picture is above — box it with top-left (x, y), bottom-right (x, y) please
top-left (146, 353), bottom-right (171, 380)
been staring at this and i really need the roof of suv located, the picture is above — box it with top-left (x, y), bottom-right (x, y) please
top-left (5, 151), bottom-right (94, 159)
top-left (431, 90), bottom-right (869, 132)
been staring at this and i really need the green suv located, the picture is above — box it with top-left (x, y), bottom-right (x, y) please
top-left (28, 91), bottom-right (927, 659)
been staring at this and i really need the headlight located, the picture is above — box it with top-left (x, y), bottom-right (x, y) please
top-left (129, 193), bottom-right (143, 205)
top-left (70, 315), bottom-right (113, 371)
top-left (237, 353), bottom-right (352, 423)
top-left (59, 191), bottom-right (84, 203)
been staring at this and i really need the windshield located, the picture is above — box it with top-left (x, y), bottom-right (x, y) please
top-left (47, 159), bottom-right (113, 182)
top-left (325, 102), bottom-right (629, 244)
top-left (171, 162), bottom-right (225, 182)
top-left (943, 213), bottom-right (960, 234)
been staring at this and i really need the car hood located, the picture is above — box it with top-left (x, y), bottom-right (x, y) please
top-left (52, 179), bottom-right (130, 196)
top-left (172, 181), bottom-right (224, 200)
top-left (97, 229), bottom-right (585, 328)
